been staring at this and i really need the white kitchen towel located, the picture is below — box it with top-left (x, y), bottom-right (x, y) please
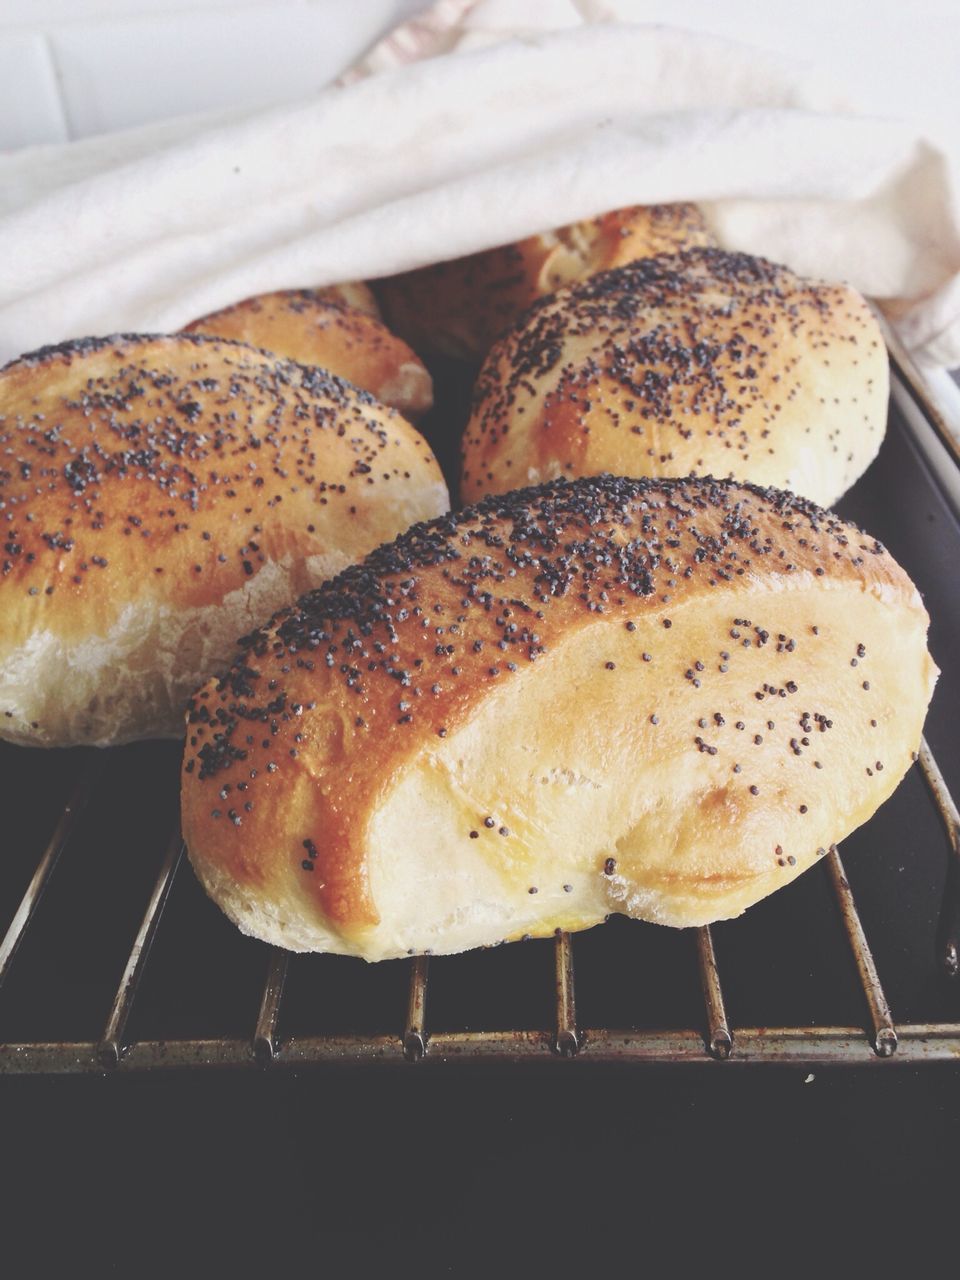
top-left (1, 0), bottom-right (958, 366)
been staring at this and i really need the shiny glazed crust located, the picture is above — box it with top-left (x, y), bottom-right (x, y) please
top-left (184, 290), bottom-right (433, 419)
top-left (376, 203), bottom-right (716, 361)
top-left (0, 334), bottom-right (449, 746)
top-left (181, 474), bottom-right (936, 961)
top-left (461, 249), bottom-right (888, 506)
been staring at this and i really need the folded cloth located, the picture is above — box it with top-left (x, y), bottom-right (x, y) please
top-left (1, 1), bottom-right (958, 366)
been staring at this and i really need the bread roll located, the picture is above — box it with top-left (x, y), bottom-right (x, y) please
top-left (0, 333), bottom-right (449, 747)
top-left (314, 281), bottom-right (381, 319)
top-left (181, 474), bottom-right (936, 962)
top-left (461, 249), bottom-right (888, 507)
top-left (377, 203), bottom-right (715, 361)
top-left (183, 289), bottom-right (432, 420)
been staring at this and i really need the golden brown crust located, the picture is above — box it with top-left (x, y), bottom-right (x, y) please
top-left (461, 248), bottom-right (888, 506)
top-left (183, 290), bottom-right (432, 419)
top-left (313, 281), bottom-right (381, 318)
top-left (0, 333), bottom-right (448, 745)
top-left (376, 203), bottom-right (716, 361)
top-left (181, 474), bottom-right (935, 957)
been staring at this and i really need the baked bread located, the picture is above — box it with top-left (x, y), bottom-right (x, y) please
top-left (181, 474), bottom-right (936, 962)
top-left (183, 289), bottom-right (432, 420)
top-left (314, 281), bottom-right (381, 319)
top-left (377, 203), bottom-right (715, 361)
top-left (0, 333), bottom-right (449, 747)
top-left (461, 249), bottom-right (888, 507)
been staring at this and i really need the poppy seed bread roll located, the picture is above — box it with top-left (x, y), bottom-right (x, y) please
top-left (184, 290), bottom-right (433, 420)
top-left (461, 249), bottom-right (888, 506)
top-left (0, 334), bottom-right (449, 747)
top-left (181, 474), bottom-right (936, 962)
top-left (377, 203), bottom-right (716, 362)
top-left (314, 281), bottom-right (381, 319)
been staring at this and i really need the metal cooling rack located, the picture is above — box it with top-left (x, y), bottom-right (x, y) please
top-left (1, 337), bottom-right (958, 1075)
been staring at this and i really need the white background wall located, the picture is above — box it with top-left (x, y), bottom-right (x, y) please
top-left (0, 0), bottom-right (427, 148)
top-left (586, 0), bottom-right (960, 144)
top-left (0, 1), bottom-right (957, 151)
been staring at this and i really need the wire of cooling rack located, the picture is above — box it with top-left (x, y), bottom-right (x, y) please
top-left (0, 734), bottom-right (956, 1075)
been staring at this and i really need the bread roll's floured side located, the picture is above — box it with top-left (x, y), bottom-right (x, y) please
top-left (461, 249), bottom-right (888, 507)
top-left (0, 334), bottom-right (449, 746)
top-left (376, 203), bottom-right (716, 362)
top-left (181, 475), bottom-right (936, 961)
top-left (183, 290), bottom-right (433, 419)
